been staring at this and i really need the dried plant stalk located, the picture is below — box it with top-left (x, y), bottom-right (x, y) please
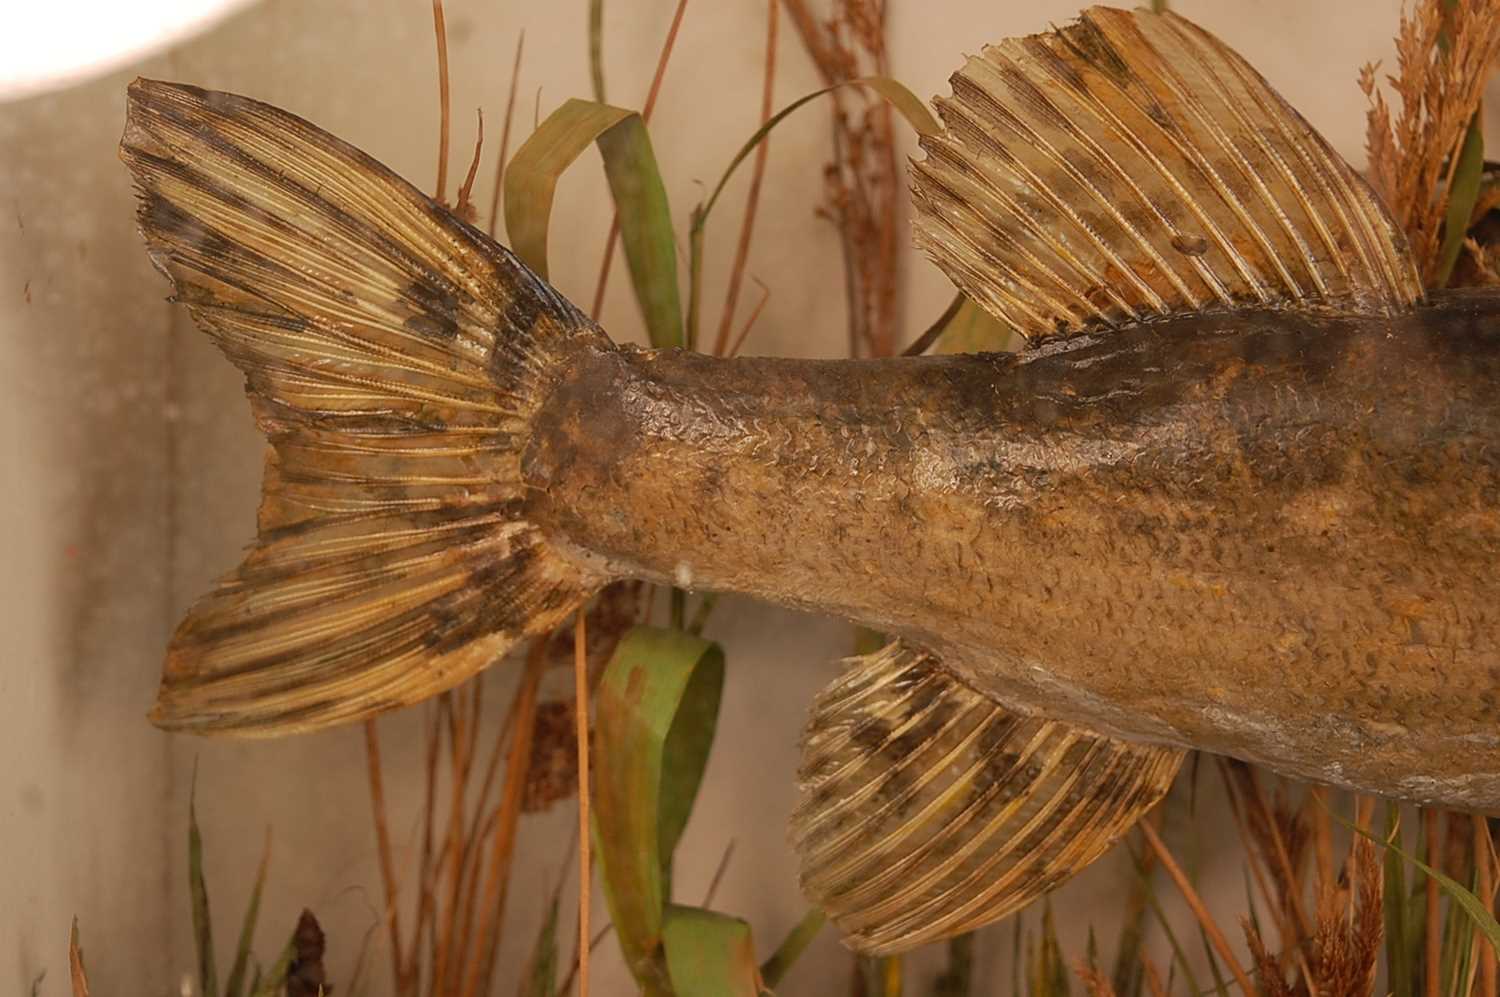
top-left (1139, 820), bottom-right (1258, 996)
top-left (782, 0), bottom-right (904, 357)
top-left (573, 610), bottom-right (592, 997)
top-left (712, 0), bottom-right (780, 357)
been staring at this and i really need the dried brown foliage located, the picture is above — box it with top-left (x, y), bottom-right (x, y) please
top-left (1238, 819), bottom-right (1383, 997)
top-left (1360, 0), bottom-right (1500, 282)
top-left (285, 910), bottom-right (330, 997)
top-left (1245, 922), bottom-right (1296, 997)
top-left (782, 0), bottom-right (904, 357)
top-left (522, 701), bottom-right (580, 813)
top-left (1078, 962), bottom-right (1120, 997)
top-left (1305, 837), bottom-right (1384, 997)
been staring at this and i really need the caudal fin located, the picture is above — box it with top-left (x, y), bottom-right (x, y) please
top-left (122, 79), bottom-right (603, 735)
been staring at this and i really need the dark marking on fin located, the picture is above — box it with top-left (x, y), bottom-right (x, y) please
top-left (793, 640), bottom-right (1185, 954)
top-left (911, 5), bottom-right (1423, 345)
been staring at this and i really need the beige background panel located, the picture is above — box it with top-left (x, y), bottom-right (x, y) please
top-left (0, 0), bottom-right (1464, 993)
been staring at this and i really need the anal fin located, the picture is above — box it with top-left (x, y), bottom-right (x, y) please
top-left (792, 641), bottom-right (1185, 954)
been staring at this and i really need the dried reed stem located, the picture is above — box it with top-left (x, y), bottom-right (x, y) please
top-left (451, 684), bottom-right (528, 993)
top-left (455, 110), bottom-right (485, 219)
top-left (1245, 766), bottom-right (1315, 944)
top-left (1426, 809), bottom-right (1444, 997)
top-left (901, 293), bottom-right (962, 357)
top-left (69, 919), bottom-right (90, 997)
top-left (1346, 796), bottom-right (1375, 919)
top-left (589, 0), bottom-right (690, 320)
top-left (574, 610), bottom-right (593, 997)
top-left (1142, 955), bottom-right (1169, 997)
top-left (364, 719), bottom-right (406, 992)
top-left (712, 0), bottom-right (779, 356)
top-left (1140, 820), bottom-right (1258, 995)
top-left (410, 702), bottom-right (443, 988)
top-left (1310, 787), bottom-right (1336, 893)
top-left (430, 0), bottom-right (452, 203)
top-left (486, 32), bottom-right (526, 239)
top-left (726, 282), bottom-right (771, 358)
top-left (433, 691), bottom-right (475, 996)
top-left (461, 640), bottom-right (549, 997)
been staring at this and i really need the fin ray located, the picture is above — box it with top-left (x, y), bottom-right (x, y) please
top-left (911, 6), bottom-right (1422, 343)
top-left (122, 79), bottom-right (604, 735)
top-left (793, 642), bottom-right (1185, 954)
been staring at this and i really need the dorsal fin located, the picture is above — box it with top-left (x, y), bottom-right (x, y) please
top-left (792, 641), bottom-right (1185, 954)
top-left (910, 6), bottom-right (1423, 344)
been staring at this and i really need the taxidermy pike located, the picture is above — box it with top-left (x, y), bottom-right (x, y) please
top-left (122, 6), bottom-right (1499, 953)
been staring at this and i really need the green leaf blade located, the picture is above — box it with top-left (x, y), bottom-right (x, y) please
top-left (223, 829), bottom-right (271, 997)
top-left (662, 905), bottom-right (762, 997)
top-left (518, 890), bottom-right (561, 997)
top-left (189, 777), bottom-right (219, 997)
top-left (593, 626), bottom-right (726, 992)
top-left (933, 296), bottom-right (1018, 354)
top-left (759, 908), bottom-right (826, 989)
top-left (1331, 802), bottom-right (1500, 960)
top-left (504, 99), bottom-right (684, 348)
top-left (1438, 111), bottom-right (1484, 287)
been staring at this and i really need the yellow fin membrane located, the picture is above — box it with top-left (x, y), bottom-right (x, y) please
top-left (121, 80), bottom-right (604, 735)
top-left (910, 5), bottom-right (1422, 343)
top-left (792, 642), bottom-right (1185, 954)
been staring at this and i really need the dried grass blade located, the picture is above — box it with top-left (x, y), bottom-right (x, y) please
top-left (462, 640), bottom-right (550, 997)
top-left (363, 720), bottom-right (405, 992)
top-left (1140, 821), bottom-right (1257, 995)
top-left (68, 919), bottom-right (90, 997)
top-left (688, 75), bottom-right (937, 352)
top-left (711, 0), bottom-right (779, 356)
top-left (1112, 822), bottom-right (1158, 997)
top-left (1387, 804), bottom-right (1416, 997)
top-left (487, 32), bottom-right (526, 239)
top-left (696, 76), bottom-right (937, 231)
top-left (725, 283), bottom-right (770, 359)
top-left (1327, 801), bottom-right (1500, 961)
top-left (1130, 841), bottom-right (1207, 997)
top-left (431, 0), bottom-right (451, 203)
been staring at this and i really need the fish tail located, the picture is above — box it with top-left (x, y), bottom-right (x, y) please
top-left (121, 78), bottom-right (605, 735)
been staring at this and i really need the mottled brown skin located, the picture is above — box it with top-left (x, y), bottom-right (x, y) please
top-left (522, 291), bottom-right (1500, 811)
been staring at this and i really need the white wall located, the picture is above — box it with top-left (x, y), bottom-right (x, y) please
top-left (0, 0), bottom-right (1452, 993)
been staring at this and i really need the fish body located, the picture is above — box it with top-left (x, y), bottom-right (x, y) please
top-left (119, 4), bottom-right (1499, 955)
top-left (526, 297), bottom-right (1500, 810)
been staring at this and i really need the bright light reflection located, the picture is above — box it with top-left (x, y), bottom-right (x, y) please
top-left (1, 0), bottom-right (257, 103)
